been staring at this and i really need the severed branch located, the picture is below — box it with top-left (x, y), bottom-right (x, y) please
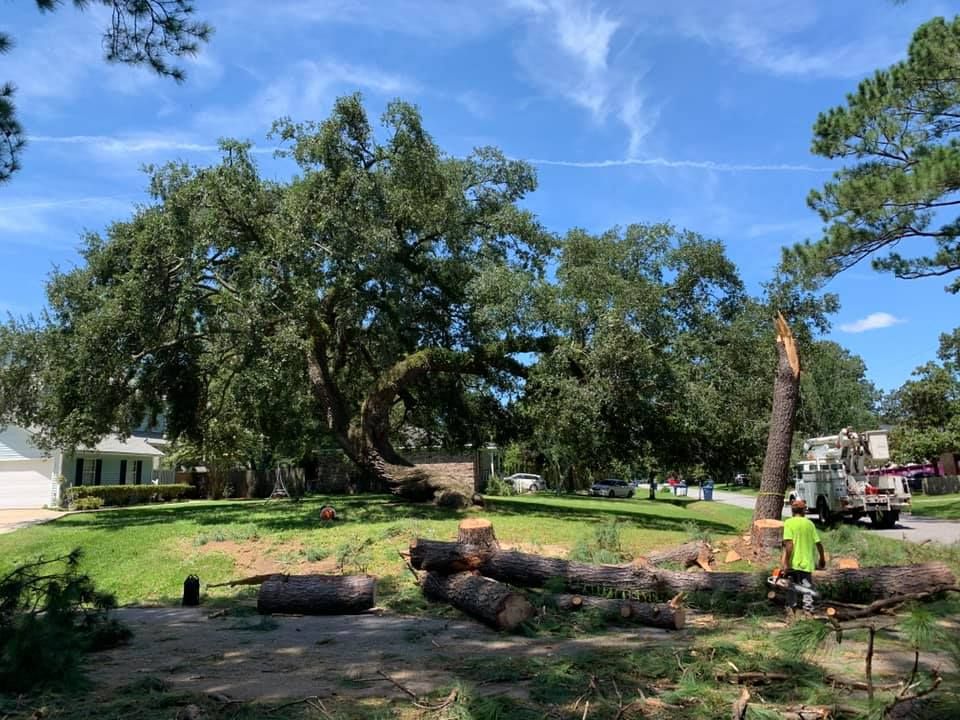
top-left (376, 670), bottom-right (459, 711)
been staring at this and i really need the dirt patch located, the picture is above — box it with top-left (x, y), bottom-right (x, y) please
top-left (93, 608), bottom-right (674, 702)
top-left (193, 539), bottom-right (338, 576)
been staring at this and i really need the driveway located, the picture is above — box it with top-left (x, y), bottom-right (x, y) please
top-left (707, 488), bottom-right (960, 545)
top-left (0, 508), bottom-right (64, 534)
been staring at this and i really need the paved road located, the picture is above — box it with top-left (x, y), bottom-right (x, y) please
top-left (0, 508), bottom-right (64, 535)
top-left (707, 488), bottom-right (960, 545)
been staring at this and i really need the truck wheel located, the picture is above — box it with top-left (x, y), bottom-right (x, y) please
top-left (608, 490), bottom-right (615, 498)
top-left (816, 497), bottom-right (833, 526)
top-left (871, 511), bottom-right (899, 529)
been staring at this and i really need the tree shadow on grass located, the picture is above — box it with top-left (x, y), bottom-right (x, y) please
top-left (51, 496), bottom-right (461, 533)
top-left (484, 496), bottom-right (743, 534)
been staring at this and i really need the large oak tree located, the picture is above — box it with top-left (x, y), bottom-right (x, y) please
top-left (0, 96), bottom-right (554, 489)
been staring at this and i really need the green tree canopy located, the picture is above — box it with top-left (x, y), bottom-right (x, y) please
top-left (797, 340), bottom-right (880, 435)
top-left (884, 330), bottom-right (960, 461)
top-left (0, 96), bottom-right (553, 489)
top-left (795, 16), bottom-right (960, 291)
top-left (1, 0), bottom-right (211, 183)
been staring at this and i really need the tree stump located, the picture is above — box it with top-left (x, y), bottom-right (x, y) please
top-left (457, 518), bottom-right (499, 549)
top-left (750, 519), bottom-right (784, 553)
top-left (422, 571), bottom-right (533, 631)
top-left (257, 574), bottom-right (376, 615)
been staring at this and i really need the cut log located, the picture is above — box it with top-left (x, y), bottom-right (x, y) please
top-left (422, 572), bottom-right (534, 631)
top-left (750, 519), bottom-right (784, 553)
top-left (814, 563), bottom-right (957, 601)
top-left (457, 518), bottom-right (499, 549)
top-left (835, 557), bottom-right (860, 570)
top-left (257, 574), bottom-right (376, 615)
top-left (644, 541), bottom-right (712, 569)
top-left (544, 593), bottom-right (685, 629)
top-left (411, 540), bottom-right (957, 602)
top-left (410, 539), bottom-right (765, 595)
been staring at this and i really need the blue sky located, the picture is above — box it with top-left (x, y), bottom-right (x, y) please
top-left (2, 0), bottom-right (958, 392)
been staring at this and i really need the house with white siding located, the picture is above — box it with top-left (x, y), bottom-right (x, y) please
top-left (0, 425), bottom-right (165, 508)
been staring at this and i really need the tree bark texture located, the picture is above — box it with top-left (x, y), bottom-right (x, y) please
top-left (411, 540), bottom-right (956, 601)
top-left (257, 574), bottom-right (376, 615)
top-left (750, 519), bottom-right (784, 553)
top-left (753, 313), bottom-right (801, 544)
top-left (422, 571), bottom-right (534, 631)
top-left (644, 541), bottom-right (713, 569)
top-left (457, 518), bottom-right (499, 548)
top-left (543, 594), bottom-right (685, 629)
top-left (410, 540), bottom-right (764, 595)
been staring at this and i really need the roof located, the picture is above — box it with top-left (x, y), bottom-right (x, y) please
top-left (79, 434), bottom-right (165, 457)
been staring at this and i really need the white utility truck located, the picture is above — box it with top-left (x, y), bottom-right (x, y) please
top-left (788, 428), bottom-right (911, 528)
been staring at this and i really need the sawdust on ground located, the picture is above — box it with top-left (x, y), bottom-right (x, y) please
top-left (91, 608), bottom-right (674, 703)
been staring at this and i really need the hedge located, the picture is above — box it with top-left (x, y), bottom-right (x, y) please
top-left (65, 484), bottom-right (195, 508)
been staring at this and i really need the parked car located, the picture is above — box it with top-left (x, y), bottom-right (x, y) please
top-left (733, 473), bottom-right (748, 487)
top-left (504, 473), bottom-right (543, 493)
top-left (590, 478), bottom-right (634, 498)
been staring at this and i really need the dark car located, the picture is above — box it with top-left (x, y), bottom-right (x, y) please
top-left (589, 479), bottom-right (634, 498)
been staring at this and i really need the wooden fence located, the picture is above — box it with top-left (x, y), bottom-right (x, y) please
top-left (922, 475), bottom-right (960, 496)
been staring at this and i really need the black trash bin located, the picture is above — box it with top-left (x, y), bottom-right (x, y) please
top-left (182, 575), bottom-right (200, 606)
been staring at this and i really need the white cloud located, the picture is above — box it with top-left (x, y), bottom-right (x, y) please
top-left (526, 156), bottom-right (828, 172)
top-left (0, 195), bottom-right (135, 241)
top-left (667, 1), bottom-right (910, 79)
top-left (839, 312), bottom-right (906, 334)
top-left (194, 59), bottom-right (421, 139)
top-left (512, 0), bottom-right (654, 157)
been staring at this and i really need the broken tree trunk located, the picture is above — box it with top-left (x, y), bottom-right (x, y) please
top-left (457, 518), bottom-right (499, 549)
top-left (422, 572), bottom-right (534, 631)
top-left (643, 541), bottom-right (712, 569)
top-left (411, 540), bottom-right (957, 601)
top-left (752, 313), bottom-right (801, 551)
top-left (257, 574), bottom-right (376, 615)
top-left (544, 594), bottom-right (685, 629)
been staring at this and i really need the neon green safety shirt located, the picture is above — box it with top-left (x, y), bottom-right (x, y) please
top-left (783, 516), bottom-right (821, 573)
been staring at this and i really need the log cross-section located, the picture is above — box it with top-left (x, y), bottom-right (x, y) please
top-left (257, 574), bottom-right (376, 615)
top-left (422, 572), bottom-right (534, 631)
top-left (457, 518), bottom-right (499, 549)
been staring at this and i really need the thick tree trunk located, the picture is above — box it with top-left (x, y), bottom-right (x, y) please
top-left (411, 540), bottom-right (956, 601)
top-left (813, 563), bottom-right (956, 601)
top-left (458, 518), bottom-right (499, 548)
top-left (410, 540), bottom-right (762, 595)
top-left (752, 313), bottom-right (801, 548)
top-left (422, 572), bottom-right (534, 631)
top-left (257, 574), bottom-right (376, 615)
top-left (543, 594), bottom-right (685, 629)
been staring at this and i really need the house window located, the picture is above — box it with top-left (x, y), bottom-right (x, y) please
top-left (127, 460), bottom-right (138, 485)
top-left (82, 459), bottom-right (97, 486)
top-left (134, 460), bottom-right (143, 485)
top-left (119, 459), bottom-right (127, 486)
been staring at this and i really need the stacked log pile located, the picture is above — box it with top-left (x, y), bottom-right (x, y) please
top-left (411, 519), bottom-right (957, 631)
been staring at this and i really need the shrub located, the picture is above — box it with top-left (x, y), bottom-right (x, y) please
top-left (0, 549), bottom-right (130, 692)
top-left (65, 483), bottom-right (195, 509)
top-left (484, 476), bottom-right (515, 496)
top-left (72, 496), bottom-right (104, 511)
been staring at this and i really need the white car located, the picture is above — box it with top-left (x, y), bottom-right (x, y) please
top-left (504, 473), bottom-right (542, 493)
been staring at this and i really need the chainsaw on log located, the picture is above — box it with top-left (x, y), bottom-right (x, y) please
top-left (766, 567), bottom-right (819, 597)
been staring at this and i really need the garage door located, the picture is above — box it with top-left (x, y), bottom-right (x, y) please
top-left (0, 469), bottom-right (53, 508)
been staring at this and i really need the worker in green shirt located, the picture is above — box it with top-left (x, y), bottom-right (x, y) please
top-left (781, 499), bottom-right (826, 613)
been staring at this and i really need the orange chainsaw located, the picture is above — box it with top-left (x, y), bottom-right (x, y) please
top-left (767, 567), bottom-right (819, 597)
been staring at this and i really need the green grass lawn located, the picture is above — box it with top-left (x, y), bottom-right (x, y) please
top-left (0, 494), bottom-right (752, 609)
top-left (910, 492), bottom-right (960, 520)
